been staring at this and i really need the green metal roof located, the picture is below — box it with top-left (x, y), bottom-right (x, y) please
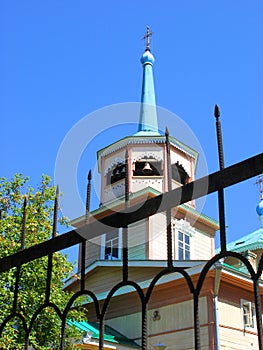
top-left (226, 227), bottom-right (263, 253)
top-left (67, 320), bottom-right (140, 348)
top-left (68, 320), bottom-right (117, 343)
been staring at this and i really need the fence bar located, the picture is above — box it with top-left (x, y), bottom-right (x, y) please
top-left (254, 278), bottom-right (263, 350)
top-left (165, 128), bottom-right (173, 268)
top-left (12, 197), bottom-right (27, 314)
top-left (45, 187), bottom-right (59, 303)
top-left (141, 303), bottom-right (148, 350)
top-left (80, 170), bottom-right (92, 291)
top-left (193, 291), bottom-right (201, 350)
top-left (99, 319), bottom-right (104, 350)
top-left (214, 105), bottom-right (227, 252)
top-left (122, 149), bottom-right (129, 282)
top-left (1, 153), bottom-right (262, 273)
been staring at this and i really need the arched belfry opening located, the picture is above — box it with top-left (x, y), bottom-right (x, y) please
top-left (107, 163), bottom-right (126, 185)
top-left (133, 158), bottom-right (163, 177)
top-left (171, 162), bottom-right (189, 185)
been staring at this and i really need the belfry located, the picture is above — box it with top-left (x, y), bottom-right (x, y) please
top-left (72, 27), bottom-right (217, 263)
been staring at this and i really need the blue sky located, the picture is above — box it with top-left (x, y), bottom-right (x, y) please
top-left (1, 1), bottom-right (262, 256)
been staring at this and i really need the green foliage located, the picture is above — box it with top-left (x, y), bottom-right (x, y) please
top-left (0, 174), bottom-right (85, 349)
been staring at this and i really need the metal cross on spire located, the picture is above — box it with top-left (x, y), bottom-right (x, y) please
top-left (143, 26), bottom-right (153, 50)
top-left (256, 175), bottom-right (263, 200)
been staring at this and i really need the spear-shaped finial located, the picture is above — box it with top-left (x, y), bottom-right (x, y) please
top-left (214, 104), bottom-right (224, 170)
top-left (88, 169), bottom-right (92, 182)
top-left (214, 104), bottom-right (220, 119)
top-left (85, 170), bottom-right (92, 224)
top-left (165, 127), bottom-right (171, 158)
top-left (214, 104), bottom-right (227, 253)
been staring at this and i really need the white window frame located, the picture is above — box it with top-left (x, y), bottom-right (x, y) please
top-left (172, 219), bottom-right (195, 260)
top-left (241, 299), bottom-right (256, 330)
top-left (100, 228), bottom-right (122, 260)
top-left (178, 230), bottom-right (191, 260)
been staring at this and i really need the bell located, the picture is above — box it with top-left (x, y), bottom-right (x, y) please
top-left (142, 162), bottom-right (152, 174)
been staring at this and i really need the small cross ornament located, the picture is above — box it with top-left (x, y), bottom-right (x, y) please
top-left (143, 26), bottom-right (153, 50)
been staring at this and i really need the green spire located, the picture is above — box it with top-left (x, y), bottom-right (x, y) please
top-left (135, 26), bottom-right (159, 136)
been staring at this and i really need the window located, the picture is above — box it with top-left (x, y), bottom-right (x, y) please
top-left (241, 300), bottom-right (256, 329)
top-left (173, 219), bottom-right (195, 260)
top-left (101, 229), bottom-right (122, 260)
top-left (106, 163), bottom-right (126, 185)
top-left (171, 163), bottom-right (188, 185)
top-left (178, 231), bottom-right (190, 260)
top-left (133, 160), bottom-right (163, 176)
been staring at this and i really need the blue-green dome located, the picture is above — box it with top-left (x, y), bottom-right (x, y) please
top-left (256, 199), bottom-right (263, 216)
top-left (141, 50), bottom-right (155, 65)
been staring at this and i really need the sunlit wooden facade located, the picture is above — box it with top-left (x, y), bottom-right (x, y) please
top-left (66, 32), bottom-right (263, 350)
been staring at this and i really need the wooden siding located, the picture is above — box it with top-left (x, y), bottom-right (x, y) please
top-left (216, 274), bottom-right (263, 350)
top-left (106, 292), bottom-right (260, 349)
top-left (151, 297), bottom-right (207, 333)
top-left (217, 298), bottom-right (260, 348)
top-left (107, 297), bottom-right (208, 349)
top-left (128, 219), bottom-right (147, 260)
top-left (85, 236), bottom-right (102, 267)
top-left (149, 212), bottom-right (214, 261)
top-left (81, 271), bottom-right (214, 321)
top-left (149, 212), bottom-right (167, 260)
top-left (149, 327), bottom-right (209, 350)
top-left (106, 313), bottom-right (142, 340)
top-left (128, 243), bottom-right (147, 260)
top-left (219, 326), bottom-right (258, 349)
top-left (68, 266), bottom-right (165, 295)
top-left (66, 263), bottom-right (262, 350)
top-left (218, 299), bottom-right (242, 330)
top-left (83, 210), bottom-right (215, 264)
top-left (194, 229), bottom-right (213, 260)
top-left (85, 219), bottom-right (148, 265)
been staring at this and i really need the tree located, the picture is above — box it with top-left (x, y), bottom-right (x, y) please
top-left (0, 174), bottom-right (85, 349)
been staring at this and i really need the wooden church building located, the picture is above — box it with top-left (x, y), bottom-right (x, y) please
top-left (65, 28), bottom-right (263, 350)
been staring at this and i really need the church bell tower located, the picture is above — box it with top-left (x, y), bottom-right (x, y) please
top-left (72, 27), bottom-right (218, 266)
top-left (97, 27), bottom-right (197, 207)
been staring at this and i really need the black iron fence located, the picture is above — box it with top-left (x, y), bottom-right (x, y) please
top-left (0, 113), bottom-right (263, 349)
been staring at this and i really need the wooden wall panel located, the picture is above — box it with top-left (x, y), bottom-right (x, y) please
top-left (194, 230), bottom-right (213, 260)
top-left (219, 327), bottom-right (258, 350)
top-left (150, 212), bottom-right (167, 260)
top-left (128, 219), bottom-right (147, 260)
top-left (85, 239), bottom-right (102, 266)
